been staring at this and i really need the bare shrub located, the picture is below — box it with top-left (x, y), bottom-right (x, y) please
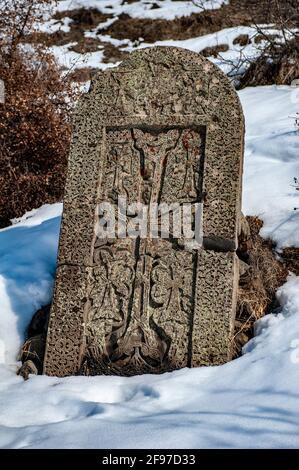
top-left (0, 0), bottom-right (77, 227)
top-left (237, 33), bottom-right (299, 88)
top-left (217, 0), bottom-right (299, 87)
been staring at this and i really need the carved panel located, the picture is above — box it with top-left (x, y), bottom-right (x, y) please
top-left (101, 127), bottom-right (205, 205)
top-left (81, 126), bottom-right (205, 375)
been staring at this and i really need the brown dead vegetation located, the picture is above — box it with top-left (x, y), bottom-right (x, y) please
top-left (201, 43), bottom-right (229, 57)
top-left (234, 216), bottom-right (288, 357)
top-left (233, 33), bottom-right (250, 46)
top-left (67, 66), bottom-right (99, 83)
top-left (221, 0), bottom-right (299, 87)
top-left (28, 7), bottom-right (129, 73)
top-left (102, 0), bottom-right (298, 43)
top-left (27, 0), bottom-right (298, 81)
top-left (282, 246), bottom-right (299, 276)
top-left (0, 0), bottom-right (77, 228)
top-left (237, 35), bottom-right (299, 88)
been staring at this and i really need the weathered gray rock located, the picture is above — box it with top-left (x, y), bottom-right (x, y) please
top-left (43, 46), bottom-right (244, 377)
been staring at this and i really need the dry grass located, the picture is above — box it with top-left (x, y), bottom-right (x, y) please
top-left (234, 216), bottom-right (288, 357)
top-left (238, 35), bottom-right (299, 88)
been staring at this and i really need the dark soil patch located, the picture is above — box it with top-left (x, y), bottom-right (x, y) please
top-left (69, 37), bottom-right (104, 54)
top-left (102, 43), bottom-right (129, 63)
top-left (67, 67), bottom-right (99, 83)
top-left (31, 7), bottom-right (113, 48)
top-left (29, 6), bottom-right (114, 48)
top-left (254, 33), bottom-right (279, 44)
top-left (282, 246), bottom-right (299, 275)
top-left (233, 33), bottom-right (250, 46)
top-left (201, 43), bottom-right (229, 57)
top-left (28, 7), bottom-right (129, 76)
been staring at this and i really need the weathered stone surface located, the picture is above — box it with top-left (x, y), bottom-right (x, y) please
top-left (192, 250), bottom-right (239, 366)
top-left (44, 46), bottom-right (244, 377)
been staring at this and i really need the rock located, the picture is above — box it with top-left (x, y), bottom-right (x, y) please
top-left (43, 46), bottom-right (244, 377)
top-left (17, 360), bottom-right (38, 380)
top-left (18, 333), bottom-right (46, 375)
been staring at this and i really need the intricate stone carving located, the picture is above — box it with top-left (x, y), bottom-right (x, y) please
top-left (43, 47), bottom-right (244, 377)
top-left (82, 125), bottom-right (204, 375)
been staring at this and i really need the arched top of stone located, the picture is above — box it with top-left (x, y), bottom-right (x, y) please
top-left (117, 46), bottom-right (243, 115)
top-left (67, 46), bottom-right (244, 245)
top-left (75, 46), bottom-right (244, 130)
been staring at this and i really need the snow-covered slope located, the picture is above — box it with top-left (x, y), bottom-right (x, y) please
top-left (0, 85), bottom-right (299, 449)
top-left (241, 86), bottom-right (299, 248)
top-left (54, 0), bottom-right (229, 20)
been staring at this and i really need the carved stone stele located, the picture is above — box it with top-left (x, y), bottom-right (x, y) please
top-left (43, 47), bottom-right (244, 377)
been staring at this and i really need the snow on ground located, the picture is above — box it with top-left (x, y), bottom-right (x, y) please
top-left (48, 18), bottom-right (292, 80)
top-left (0, 85), bottom-right (299, 448)
top-left (135, 26), bottom-right (268, 78)
top-left (50, 43), bottom-right (112, 71)
top-left (240, 86), bottom-right (299, 249)
top-left (50, 25), bottom-right (269, 78)
top-left (55, 0), bottom-right (228, 20)
top-left (136, 27), bottom-right (297, 77)
top-left (0, 204), bottom-right (62, 365)
top-left (39, 0), bottom-right (294, 77)
top-left (36, 0), bottom-right (268, 74)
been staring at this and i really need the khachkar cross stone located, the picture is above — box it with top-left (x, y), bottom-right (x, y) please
top-left (43, 47), bottom-right (244, 377)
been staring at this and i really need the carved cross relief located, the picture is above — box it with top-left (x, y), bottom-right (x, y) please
top-left (83, 126), bottom-right (206, 375)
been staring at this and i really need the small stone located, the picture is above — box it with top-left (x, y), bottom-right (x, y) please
top-left (17, 360), bottom-right (38, 381)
